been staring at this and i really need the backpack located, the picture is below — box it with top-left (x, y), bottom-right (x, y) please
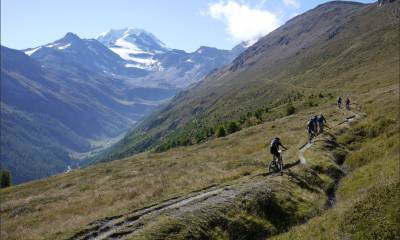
top-left (318, 115), bottom-right (325, 123)
top-left (307, 120), bottom-right (314, 129)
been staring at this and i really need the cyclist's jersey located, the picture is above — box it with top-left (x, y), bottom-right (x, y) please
top-left (307, 120), bottom-right (314, 130)
top-left (313, 117), bottom-right (318, 123)
top-left (270, 139), bottom-right (281, 153)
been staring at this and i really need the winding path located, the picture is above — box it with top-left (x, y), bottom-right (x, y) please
top-left (70, 110), bottom-right (361, 240)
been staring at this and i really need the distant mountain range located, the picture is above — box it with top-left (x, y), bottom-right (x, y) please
top-left (1, 29), bottom-right (246, 183)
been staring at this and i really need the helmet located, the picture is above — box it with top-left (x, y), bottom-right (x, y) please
top-left (274, 137), bottom-right (280, 140)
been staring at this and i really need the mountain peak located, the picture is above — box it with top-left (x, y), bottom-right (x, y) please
top-left (63, 32), bottom-right (81, 42)
top-left (96, 27), bottom-right (165, 48)
top-left (97, 27), bottom-right (145, 38)
top-left (96, 27), bottom-right (168, 68)
top-left (122, 27), bottom-right (147, 36)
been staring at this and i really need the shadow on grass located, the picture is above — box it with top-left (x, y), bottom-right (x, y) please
top-left (251, 160), bottom-right (301, 178)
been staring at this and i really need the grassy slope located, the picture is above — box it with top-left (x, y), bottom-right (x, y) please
top-left (102, 1), bottom-right (398, 161)
top-left (271, 85), bottom-right (399, 240)
top-left (1, 86), bottom-right (397, 240)
top-left (0, 91), bottom-right (346, 240)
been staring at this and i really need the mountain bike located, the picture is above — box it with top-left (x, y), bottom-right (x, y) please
top-left (269, 150), bottom-right (285, 173)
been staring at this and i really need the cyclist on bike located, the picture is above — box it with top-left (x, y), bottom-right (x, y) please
top-left (270, 137), bottom-right (288, 164)
top-left (337, 96), bottom-right (342, 109)
top-left (307, 118), bottom-right (316, 143)
top-left (345, 97), bottom-right (351, 110)
top-left (318, 114), bottom-right (327, 133)
top-left (313, 115), bottom-right (318, 131)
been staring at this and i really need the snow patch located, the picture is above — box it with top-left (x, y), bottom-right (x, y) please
top-left (45, 43), bottom-right (58, 48)
top-left (125, 63), bottom-right (145, 69)
top-left (57, 44), bottom-right (71, 50)
top-left (24, 47), bottom-right (41, 56)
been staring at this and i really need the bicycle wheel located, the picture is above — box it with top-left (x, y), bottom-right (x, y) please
top-left (268, 161), bottom-right (275, 173)
top-left (278, 157), bottom-right (283, 172)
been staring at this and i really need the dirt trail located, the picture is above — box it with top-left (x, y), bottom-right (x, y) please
top-left (71, 180), bottom-right (268, 240)
top-left (298, 142), bottom-right (312, 164)
top-left (70, 111), bottom-right (361, 240)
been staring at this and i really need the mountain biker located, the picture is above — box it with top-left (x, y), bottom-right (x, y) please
top-left (307, 119), bottom-right (316, 143)
top-left (270, 137), bottom-right (288, 166)
top-left (345, 97), bottom-right (351, 110)
top-left (318, 114), bottom-right (327, 133)
top-left (337, 96), bottom-right (342, 109)
top-left (312, 115), bottom-right (319, 134)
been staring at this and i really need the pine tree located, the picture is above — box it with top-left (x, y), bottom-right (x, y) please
top-left (0, 169), bottom-right (11, 188)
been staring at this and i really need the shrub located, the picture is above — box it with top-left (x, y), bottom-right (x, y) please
top-left (239, 115), bottom-right (247, 124)
top-left (254, 110), bottom-right (263, 120)
top-left (0, 169), bottom-right (11, 188)
top-left (207, 127), bottom-right (215, 137)
top-left (216, 125), bottom-right (226, 137)
top-left (286, 103), bottom-right (296, 115)
top-left (227, 122), bottom-right (240, 134)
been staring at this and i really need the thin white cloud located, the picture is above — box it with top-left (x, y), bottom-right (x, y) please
top-left (283, 0), bottom-right (300, 8)
top-left (256, 0), bottom-right (267, 8)
top-left (205, 0), bottom-right (280, 44)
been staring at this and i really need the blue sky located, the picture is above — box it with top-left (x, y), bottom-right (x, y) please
top-left (1, 0), bottom-right (375, 52)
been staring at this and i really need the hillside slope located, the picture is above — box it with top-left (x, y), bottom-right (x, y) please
top-left (103, 1), bottom-right (399, 161)
top-left (1, 74), bottom-right (398, 240)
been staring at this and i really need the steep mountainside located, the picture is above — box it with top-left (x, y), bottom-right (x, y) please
top-left (103, 1), bottom-right (399, 161)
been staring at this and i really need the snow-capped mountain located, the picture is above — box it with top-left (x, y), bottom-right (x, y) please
top-left (24, 32), bottom-right (147, 77)
top-left (95, 27), bottom-right (247, 87)
top-left (95, 27), bottom-right (248, 83)
top-left (96, 27), bottom-right (167, 70)
top-left (22, 29), bottom-right (246, 88)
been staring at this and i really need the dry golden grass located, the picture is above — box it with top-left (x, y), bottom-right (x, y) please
top-left (1, 81), bottom-right (397, 240)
